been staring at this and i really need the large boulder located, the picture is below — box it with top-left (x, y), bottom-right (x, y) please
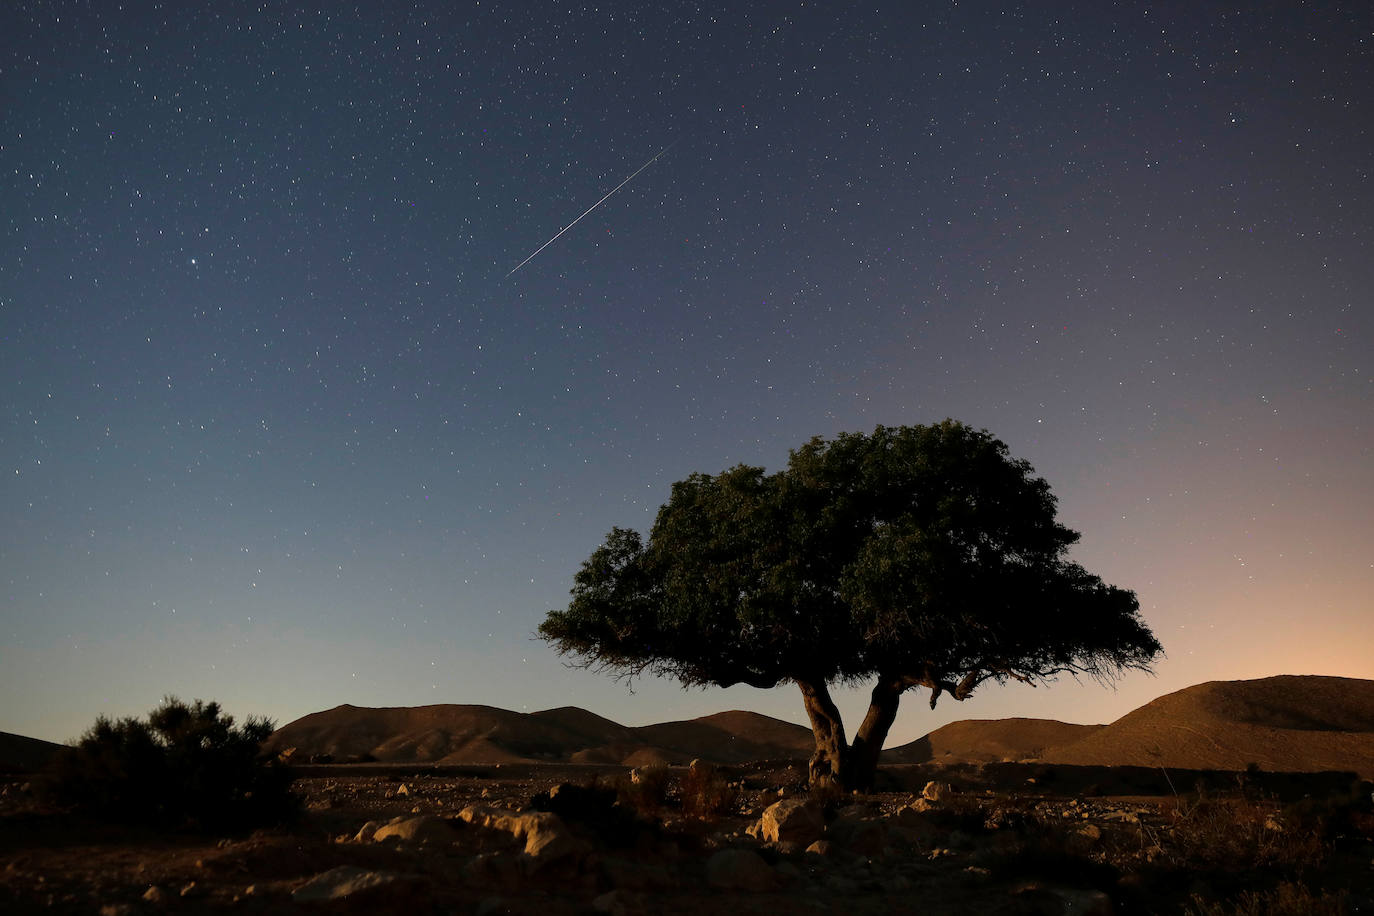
top-left (457, 805), bottom-right (586, 867)
top-left (372, 815), bottom-right (455, 845)
top-left (758, 797), bottom-right (825, 846)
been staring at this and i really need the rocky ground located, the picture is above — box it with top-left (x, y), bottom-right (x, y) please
top-left (2, 761), bottom-right (1372, 915)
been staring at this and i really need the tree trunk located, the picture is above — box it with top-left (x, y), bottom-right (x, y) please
top-left (847, 676), bottom-right (905, 791)
top-left (796, 679), bottom-right (848, 790)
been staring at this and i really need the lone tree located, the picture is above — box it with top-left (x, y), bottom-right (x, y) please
top-left (539, 421), bottom-right (1162, 790)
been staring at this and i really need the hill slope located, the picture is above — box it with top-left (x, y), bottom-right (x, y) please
top-left (265, 704), bottom-right (813, 765)
top-left (885, 718), bottom-right (1101, 764)
top-left (265, 675), bottom-right (1374, 775)
top-left (0, 731), bottom-right (64, 772)
top-left (1039, 675), bottom-right (1374, 777)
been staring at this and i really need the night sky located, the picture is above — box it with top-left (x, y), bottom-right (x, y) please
top-left (4, 2), bottom-right (1371, 746)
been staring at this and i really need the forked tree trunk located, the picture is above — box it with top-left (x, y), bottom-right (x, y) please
top-left (798, 676), bottom-right (908, 792)
top-left (796, 679), bottom-right (849, 789)
top-left (847, 677), bottom-right (905, 791)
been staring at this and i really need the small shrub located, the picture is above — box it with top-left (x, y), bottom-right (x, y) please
top-left (614, 765), bottom-right (672, 818)
top-left (1186, 881), bottom-right (1347, 916)
top-left (41, 696), bottom-right (297, 830)
top-left (1156, 795), bottom-right (1326, 873)
top-left (680, 762), bottom-right (738, 820)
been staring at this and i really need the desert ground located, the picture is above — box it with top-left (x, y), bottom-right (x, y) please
top-left (3, 676), bottom-right (1373, 915)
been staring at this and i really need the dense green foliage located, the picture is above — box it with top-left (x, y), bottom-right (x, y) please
top-left (541, 421), bottom-right (1162, 788)
top-left (42, 697), bottom-right (296, 830)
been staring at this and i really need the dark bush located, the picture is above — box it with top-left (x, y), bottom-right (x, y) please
top-left (41, 696), bottom-right (297, 830)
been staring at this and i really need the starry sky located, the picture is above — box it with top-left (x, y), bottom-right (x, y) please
top-left (3, 2), bottom-right (1371, 747)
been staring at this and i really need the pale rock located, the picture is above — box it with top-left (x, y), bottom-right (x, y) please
top-left (705, 848), bottom-right (779, 892)
top-left (805, 839), bottom-right (836, 857)
top-left (352, 819), bottom-right (387, 843)
top-left (395, 783), bottom-right (410, 796)
top-left (458, 805), bottom-right (585, 866)
top-left (922, 780), bottom-right (955, 803)
top-left (292, 865), bottom-right (402, 902)
top-left (759, 797), bottom-right (826, 846)
top-left (372, 814), bottom-right (454, 845)
top-left (141, 885), bottom-right (167, 903)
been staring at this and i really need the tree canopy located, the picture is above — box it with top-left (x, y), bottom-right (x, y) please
top-left (539, 421), bottom-right (1162, 788)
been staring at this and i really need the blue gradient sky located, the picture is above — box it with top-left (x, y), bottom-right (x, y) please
top-left (3, 2), bottom-right (1371, 746)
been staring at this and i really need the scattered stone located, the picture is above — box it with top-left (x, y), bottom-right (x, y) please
top-left (806, 839), bottom-right (835, 857)
top-left (395, 783), bottom-right (410, 796)
top-left (1076, 823), bottom-right (1103, 842)
top-left (178, 881), bottom-right (199, 897)
top-left (141, 885), bottom-right (167, 903)
top-left (705, 848), bottom-right (779, 892)
top-left (759, 797), bottom-right (826, 846)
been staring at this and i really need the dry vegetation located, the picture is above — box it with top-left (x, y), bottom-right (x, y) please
top-left (3, 756), bottom-right (1372, 915)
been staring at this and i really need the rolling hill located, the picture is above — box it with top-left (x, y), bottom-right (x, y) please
top-left (1037, 675), bottom-right (1374, 777)
top-left (243, 675), bottom-right (1374, 777)
top-left (263, 704), bottom-right (814, 766)
top-left (884, 718), bottom-right (1102, 765)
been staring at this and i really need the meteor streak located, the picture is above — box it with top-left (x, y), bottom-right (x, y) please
top-left (506, 143), bottom-right (677, 278)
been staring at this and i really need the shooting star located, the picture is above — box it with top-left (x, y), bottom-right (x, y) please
top-left (506, 142), bottom-right (677, 278)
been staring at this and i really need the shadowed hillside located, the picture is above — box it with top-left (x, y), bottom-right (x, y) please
top-left (1039, 675), bottom-right (1374, 777)
top-left (885, 718), bottom-right (1101, 764)
top-left (0, 731), bottom-right (63, 772)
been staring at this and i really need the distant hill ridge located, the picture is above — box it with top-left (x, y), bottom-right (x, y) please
top-left (11, 675), bottom-right (1369, 776)
top-left (263, 676), bottom-right (1374, 776)
top-left (263, 703), bottom-right (815, 766)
